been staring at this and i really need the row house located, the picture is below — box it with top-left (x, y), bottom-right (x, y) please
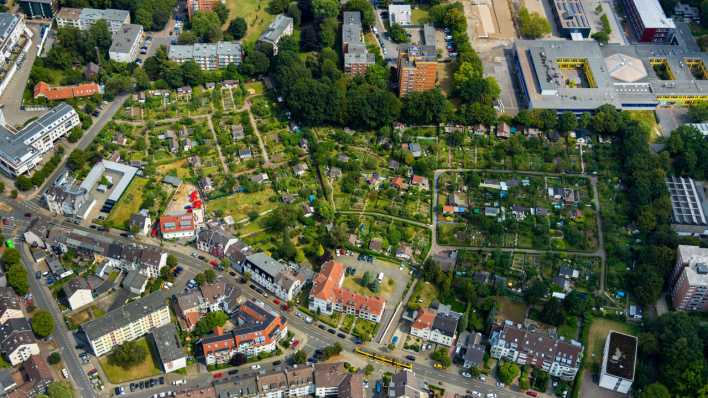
top-left (242, 253), bottom-right (308, 302)
top-left (409, 305), bottom-right (461, 346)
top-left (196, 225), bottom-right (239, 258)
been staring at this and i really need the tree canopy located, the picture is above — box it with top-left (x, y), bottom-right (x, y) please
top-left (109, 340), bottom-right (147, 369)
top-left (31, 310), bottom-right (55, 338)
top-left (517, 7), bottom-right (551, 39)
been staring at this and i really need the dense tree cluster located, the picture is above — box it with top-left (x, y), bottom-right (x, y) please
top-left (662, 125), bottom-right (708, 179)
top-left (1, 249), bottom-right (28, 296)
top-left (109, 340), bottom-right (147, 368)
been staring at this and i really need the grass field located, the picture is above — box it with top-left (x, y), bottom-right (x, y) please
top-left (207, 187), bottom-right (277, 221)
top-left (495, 296), bottom-right (527, 324)
top-left (407, 281), bottom-right (438, 309)
top-left (412, 7), bottom-right (429, 24)
top-left (99, 337), bottom-right (162, 383)
top-left (244, 81), bottom-right (265, 95)
top-left (437, 62), bottom-right (454, 96)
top-left (342, 275), bottom-right (395, 300)
top-left (225, 0), bottom-right (275, 44)
top-left (156, 159), bottom-right (192, 179)
top-left (586, 318), bottom-right (638, 366)
top-left (352, 319), bottom-right (378, 340)
top-left (106, 177), bottom-right (148, 229)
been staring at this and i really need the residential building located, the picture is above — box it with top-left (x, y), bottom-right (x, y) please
top-left (0, 370), bottom-right (15, 396)
top-left (105, 243), bottom-right (167, 278)
top-left (490, 322), bottom-right (583, 380)
top-left (455, 331), bottom-right (485, 369)
top-left (33, 81), bottom-right (101, 101)
top-left (0, 103), bottom-right (80, 177)
top-left (342, 11), bottom-right (374, 75)
top-left (196, 225), bottom-right (238, 258)
top-left (8, 355), bottom-right (53, 397)
top-left (0, 288), bottom-right (22, 325)
top-left (257, 15), bottom-right (293, 55)
top-left (0, 319), bottom-right (39, 366)
top-left (670, 245), bottom-right (708, 311)
top-left (109, 23), bottom-right (143, 63)
top-left (388, 370), bottom-right (428, 398)
top-left (82, 291), bottom-right (170, 356)
top-left (168, 42), bottom-right (242, 70)
top-left (242, 253), bottom-right (307, 301)
top-left (18, 0), bottom-right (56, 18)
top-left (61, 277), bottom-right (93, 310)
top-left (0, 13), bottom-right (25, 66)
top-left (397, 46), bottom-right (437, 96)
top-left (313, 362), bottom-right (364, 398)
top-left (122, 269), bottom-right (148, 294)
top-left (46, 256), bottom-right (73, 280)
top-left (42, 175), bottom-right (95, 220)
top-left (309, 261), bottom-right (385, 322)
top-left (173, 291), bottom-right (203, 331)
top-left (621, 0), bottom-right (675, 43)
top-left (151, 324), bottom-right (187, 373)
top-left (129, 211), bottom-right (151, 236)
top-left (599, 331), bottom-right (637, 394)
top-left (186, 0), bottom-right (221, 19)
top-left (173, 282), bottom-right (241, 330)
top-left (409, 305), bottom-right (461, 346)
top-left (199, 300), bottom-right (287, 365)
top-left (666, 176), bottom-right (708, 236)
top-left (160, 214), bottom-right (196, 240)
top-left (389, 4), bottom-right (412, 26)
top-left (551, 0), bottom-right (591, 38)
top-left (55, 7), bottom-right (130, 32)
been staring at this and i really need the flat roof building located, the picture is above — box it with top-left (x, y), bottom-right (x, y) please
top-left (397, 45), bottom-right (437, 97)
top-left (551, 0), bottom-right (591, 38)
top-left (151, 324), bottom-right (187, 373)
top-left (0, 13), bottom-right (25, 67)
top-left (666, 176), bottom-right (708, 236)
top-left (19, 0), bottom-right (56, 19)
top-left (621, 0), bottom-right (675, 43)
top-left (56, 7), bottom-right (130, 33)
top-left (671, 245), bottom-right (708, 312)
top-left (342, 11), bottom-right (374, 76)
top-left (109, 23), bottom-right (142, 63)
top-left (599, 331), bottom-right (637, 394)
top-left (257, 15), bottom-right (293, 55)
top-left (168, 41), bottom-right (242, 70)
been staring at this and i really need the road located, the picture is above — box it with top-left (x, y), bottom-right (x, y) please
top-left (18, 241), bottom-right (94, 396)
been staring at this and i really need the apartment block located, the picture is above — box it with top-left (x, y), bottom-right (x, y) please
top-left (671, 245), bottom-right (708, 311)
top-left (621, 0), bottom-right (675, 43)
top-left (109, 23), bottom-right (142, 63)
top-left (257, 14), bottom-right (293, 55)
top-left (242, 252), bottom-right (308, 302)
top-left (409, 305), bottom-right (461, 346)
top-left (342, 11), bottom-right (374, 75)
top-left (82, 291), bottom-right (170, 356)
top-left (55, 7), bottom-right (130, 33)
top-left (490, 321), bottom-right (583, 381)
top-left (599, 331), bottom-right (637, 394)
top-left (397, 45), bottom-right (437, 96)
top-left (0, 13), bottom-right (26, 66)
top-left (168, 41), bottom-right (242, 70)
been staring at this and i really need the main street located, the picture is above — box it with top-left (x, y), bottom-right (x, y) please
top-left (4, 197), bottom-right (530, 398)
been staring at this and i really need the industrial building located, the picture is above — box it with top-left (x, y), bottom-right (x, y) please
top-left (551, 0), bottom-right (591, 38)
top-left (621, 0), bottom-right (675, 43)
top-left (513, 39), bottom-right (708, 111)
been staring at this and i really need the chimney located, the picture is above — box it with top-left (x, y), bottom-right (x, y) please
top-left (215, 326), bottom-right (224, 336)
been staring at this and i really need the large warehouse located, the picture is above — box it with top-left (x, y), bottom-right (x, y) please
top-left (514, 38), bottom-right (708, 111)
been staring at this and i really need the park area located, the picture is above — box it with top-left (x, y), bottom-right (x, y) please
top-left (225, 0), bottom-right (274, 43)
top-left (98, 337), bottom-right (162, 383)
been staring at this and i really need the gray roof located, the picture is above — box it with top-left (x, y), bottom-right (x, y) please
top-left (245, 252), bottom-right (286, 279)
top-left (168, 42), bottom-right (242, 60)
top-left (110, 23), bottom-right (142, 55)
top-left (552, 0), bottom-right (590, 31)
top-left (62, 276), bottom-right (90, 297)
top-left (259, 14), bottom-right (293, 45)
top-left (79, 8), bottom-right (130, 24)
top-left (432, 312), bottom-right (459, 337)
top-left (0, 13), bottom-right (18, 41)
top-left (122, 269), bottom-right (148, 291)
top-left (627, 0), bottom-right (675, 29)
top-left (0, 103), bottom-right (76, 167)
top-left (423, 24), bottom-right (436, 46)
top-left (151, 323), bottom-right (186, 364)
top-left (0, 368), bottom-right (16, 392)
top-left (163, 175), bottom-right (182, 186)
top-left (82, 291), bottom-right (167, 341)
top-left (0, 318), bottom-right (36, 355)
top-left (342, 11), bottom-right (362, 46)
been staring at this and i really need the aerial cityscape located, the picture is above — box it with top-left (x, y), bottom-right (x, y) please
top-left (0, 0), bottom-right (705, 397)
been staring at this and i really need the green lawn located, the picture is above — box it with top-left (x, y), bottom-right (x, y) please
top-left (586, 318), bottom-right (638, 366)
top-left (342, 275), bottom-right (394, 301)
top-left (207, 187), bottom-right (277, 221)
top-left (407, 280), bottom-right (438, 309)
top-left (225, 0), bottom-right (275, 44)
top-left (340, 314), bottom-right (355, 334)
top-left (99, 337), bottom-right (162, 384)
top-left (106, 177), bottom-right (148, 229)
top-left (412, 7), bottom-right (429, 24)
top-left (352, 320), bottom-right (378, 341)
top-left (319, 312), bottom-right (341, 328)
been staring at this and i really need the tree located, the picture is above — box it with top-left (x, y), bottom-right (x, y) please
top-left (453, 62), bottom-right (500, 105)
top-left (193, 310), bottom-right (229, 336)
top-left (312, 0), bottom-right (340, 18)
top-left (591, 30), bottom-right (609, 44)
top-left (522, 280), bottom-right (548, 304)
top-left (46, 382), bottom-right (74, 398)
top-left (431, 348), bottom-right (451, 368)
top-left (344, 0), bottom-right (375, 29)
top-left (230, 352), bottom-right (247, 366)
top-left (498, 361), bottom-right (520, 384)
top-left (214, 2), bottom-right (230, 24)
top-left (389, 23), bottom-right (409, 43)
top-left (240, 50), bottom-right (270, 76)
top-left (401, 89), bottom-right (451, 125)
top-left (518, 7), bottom-right (551, 38)
top-left (166, 254), bottom-right (178, 268)
top-left (322, 343), bottom-right (342, 359)
top-left (558, 112), bottom-right (578, 133)
top-left (191, 11), bottom-right (223, 42)
top-left (228, 17), bottom-right (248, 39)
top-left (178, 30), bottom-right (198, 44)
top-left (319, 17), bottom-right (338, 47)
top-left (7, 263), bottom-right (28, 296)
top-left (688, 103), bottom-right (708, 122)
top-left (458, 102), bottom-right (497, 126)
top-left (109, 340), bottom-right (147, 368)
top-left (31, 310), bottom-right (55, 338)
top-left (539, 298), bottom-right (565, 326)
top-left (48, 352), bottom-right (61, 365)
top-left (292, 349), bottom-right (307, 364)
top-left (15, 176), bottom-right (33, 191)
top-left (639, 383), bottom-right (671, 398)
top-left (180, 60), bottom-right (204, 86)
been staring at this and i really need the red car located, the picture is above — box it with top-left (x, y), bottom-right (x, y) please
top-left (209, 260), bottom-right (218, 267)
top-left (213, 372), bottom-right (223, 379)
top-left (291, 340), bottom-right (299, 349)
top-left (273, 299), bottom-right (281, 305)
top-left (281, 304), bottom-right (290, 312)
top-left (526, 391), bottom-right (538, 397)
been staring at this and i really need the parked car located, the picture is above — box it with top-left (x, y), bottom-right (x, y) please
top-left (251, 364), bottom-right (261, 370)
top-left (405, 355), bottom-right (416, 361)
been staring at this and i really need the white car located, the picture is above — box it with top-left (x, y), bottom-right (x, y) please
top-left (61, 368), bottom-right (69, 378)
top-left (251, 364), bottom-right (261, 370)
top-left (472, 392), bottom-right (481, 397)
top-left (461, 372), bottom-right (471, 378)
top-left (486, 394), bottom-right (497, 398)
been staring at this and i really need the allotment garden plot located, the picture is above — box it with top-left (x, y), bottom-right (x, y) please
top-left (436, 172), bottom-right (598, 251)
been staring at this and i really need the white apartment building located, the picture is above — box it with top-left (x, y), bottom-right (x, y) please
top-left (55, 7), bottom-right (130, 33)
top-left (109, 23), bottom-right (142, 63)
top-left (0, 103), bottom-right (80, 177)
top-left (0, 13), bottom-right (25, 66)
top-left (242, 253), bottom-right (306, 302)
top-left (0, 319), bottom-right (39, 366)
top-left (599, 331), bottom-right (637, 394)
top-left (62, 277), bottom-right (93, 310)
top-left (168, 41), bottom-right (242, 70)
top-left (82, 292), bottom-right (170, 356)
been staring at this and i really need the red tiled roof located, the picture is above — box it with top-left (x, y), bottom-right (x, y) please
top-left (311, 261), bottom-right (385, 317)
top-left (391, 176), bottom-right (405, 189)
top-left (412, 308), bottom-right (435, 330)
top-left (411, 175), bottom-right (426, 185)
top-left (442, 205), bottom-right (454, 214)
top-left (160, 214), bottom-right (195, 234)
top-left (33, 81), bottom-right (100, 101)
